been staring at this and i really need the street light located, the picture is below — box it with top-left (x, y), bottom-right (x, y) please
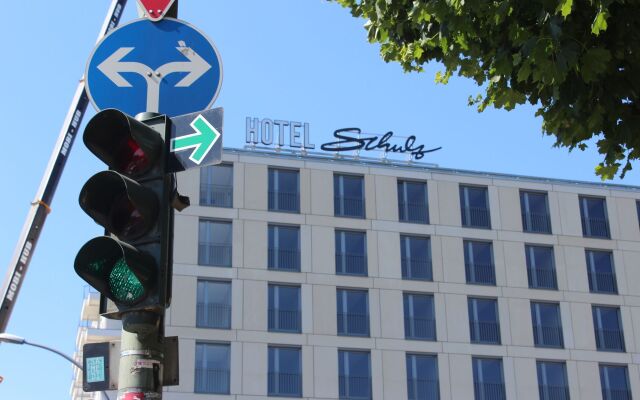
top-left (0, 333), bottom-right (110, 400)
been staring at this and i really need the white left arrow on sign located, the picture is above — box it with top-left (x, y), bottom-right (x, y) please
top-left (97, 42), bottom-right (212, 112)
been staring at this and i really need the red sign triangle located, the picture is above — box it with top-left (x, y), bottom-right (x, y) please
top-left (137, 0), bottom-right (176, 21)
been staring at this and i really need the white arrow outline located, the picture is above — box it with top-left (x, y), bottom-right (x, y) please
top-left (97, 42), bottom-right (211, 112)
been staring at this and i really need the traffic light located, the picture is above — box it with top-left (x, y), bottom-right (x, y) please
top-left (75, 109), bottom-right (173, 315)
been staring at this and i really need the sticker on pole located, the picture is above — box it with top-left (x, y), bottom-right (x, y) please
top-left (137, 0), bottom-right (176, 21)
top-left (86, 18), bottom-right (223, 117)
top-left (168, 107), bottom-right (223, 172)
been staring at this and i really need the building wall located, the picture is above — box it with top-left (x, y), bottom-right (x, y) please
top-left (163, 150), bottom-right (640, 399)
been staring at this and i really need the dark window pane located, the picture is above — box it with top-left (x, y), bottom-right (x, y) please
top-left (269, 168), bottom-right (300, 212)
top-left (269, 285), bottom-right (301, 333)
top-left (580, 196), bottom-right (610, 238)
top-left (198, 220), bottom-right (232, 267)
top-left (472, 358), bottom-right (505, 400)
top-left (336, 230), bottom-right (367, 276)
top-left (593, 306), bottom-right (625, 352)
top-left (404, 293), bottom-right (436, 340)
top-left (195, 343), bottom-right (230, 394)
top-left (600, 365), bottom-right (631, 400)
top-left (398, 180), bottom-right (429, 223)
top-left (586, 250), bottom-right (618, 294)
top-left (464, 241), bottom-right (495, 285)
top-left (269, 347), bottom-right (302, 397)
top-left (537, 361), bottom-right (569, 400)
top-left (337, 289), bottom-right (370, 336)
top-left (460, 186), bottom-right (491, 228)
top-left (520, 191), bottom-right (551, 233)
top-left (468, 298), bottom-right (501, 344)
top-left (526, 245), bottom-right (558, 289)
top-left (339, 350), bottom-right (371, 400)
top-left (406, 354), bottom-right (439, 400)
top-left (401, 235), bottom-right (433, 280)
top-left (531, 302), bottom-right (564, 348)
top-left (335, 174), bottom-right (365, 218)
top-left (200, 164), bottom-right (233, 207)
top-left (269, 225), bottom-right (301, 271)
top-left (196, 281), bottom-right (231, 329)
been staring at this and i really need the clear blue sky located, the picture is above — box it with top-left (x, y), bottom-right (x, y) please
top-left (0, 1), bottom-right (637, 399)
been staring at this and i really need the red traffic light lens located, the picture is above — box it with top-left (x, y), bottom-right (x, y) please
top-left (116, 137), bottom-right (151, 176)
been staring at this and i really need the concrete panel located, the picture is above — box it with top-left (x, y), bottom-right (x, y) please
top-left (371, 349), bottom-right (383, 400)
top-left (171, 275), bottom-right (196, 327)
top-left (379, 290), bottom-right (404, 339)
top-left (493, 240), bottom-right (507, 287)
top-left (448, 354), bottom-right (474, 400)
top-left (435, 293), bottom-right (448, 342)
top-left (231, 280), bottom-right (243, 330)
top-left (367, 230), bottom-right (379, 278)
top-left (310, 169), bottom-right (333, 216)
top-left (432, 236), bottom-right (444, 283)
top-left (311, 226), bottom-right (335, 275)
top-left (498, 187), bottom-right (522, 232)
top-left (575, 361), bottom-right (601, 400)
top-left (381, 350), bottom-right (405, 399)
top-left (560, 301), bottom-right (575, 349)
top-left (243, 163), bottom-right (267, 210)
top-left (428, 180), bottom-right (440, 225)
top-left (436, 180), bottom-right (460, 227)
top-left (300, 167), bottom-right (311, 214)
top-left (243, 220), bottom-right (267, 269)
top-left (503, 241), bottom-right (527, 288)
top-left (614, 197), bottom-right (640, 242)
top-left (174, 215), bottom-right (199, 265)
top-left (369, 289), bottom-right (381, 338)
top-left (230, 341), bottom-right (241, 395)
top-left (313, 347), bottom-right (338, 398)
top-left (557, 192), bottom-right (582, 236)
top-left (498, 297), bottom-right (512, 345)
top-left (563, 246), bottom-right (589, 293)
top-left (571, 302), bottom-right (596, 350)
top-left (508, 298), bottom-right (533, 346)
top-left (313, 285), bottom-right (337, 335)
top-left (513, 357), bottom-right (538, 400)
top-left (302, 345), bottom-right (314, 397)
top-left (177, 338), bottom-right (195, 393)
top-left (375, 175), bottom-right (398, 221)
top-left (364, 174), bottom-right (377, 220)
top-left (301, 225), bottom-right (312, 273)
top-left (444, 294), bottom-right (469, 343)
top-left (178, 168), bottom-right (200, 202)
top-left (232, 161), bottom-right (244, 210)
top-left (243, 280), bottom-right (267, 331)
top-left (441, 236), bottom-right (465, 284)
top-left (488, 185), bottom-right (501, 230)
top-left (232, 219), bottom-right (243, 269)
top-left (242, 342), bottom-right (267, 395)
top-left (302, 284), bottom-right (313, 334)
top-left (377, 231), bottom-right (401, 279)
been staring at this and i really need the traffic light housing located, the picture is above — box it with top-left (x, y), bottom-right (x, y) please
top-left (75, 109), bottom-right (174, 316)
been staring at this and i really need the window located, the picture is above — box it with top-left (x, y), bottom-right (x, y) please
top-left (198, 220), bottom-right (232, 267)
top-left (401, 235), bottom-right (432, 281)
top-left (468, 298), bottom-right (501, 345)
top-left (335, 230), bottom-right (367, 276)
top-left (464, 241), bottom-right (495, 285)
top-left (520, 191), bottom-right (551, 233)
top-left (537, 361), bottom-right (569, 400)
top-left (526, 245), bottom-right (558, 290)
top-left (337, 289), bottom-right (369, 337)
top-left (579, 196), bottom-right (610, 238)
top-left (194, 342), bottom-right (230, 394)
top-left (200, 163), bottom-right (233, 207)
top-left (586, 250), bottom-right (618, 294)
top-left (339, 350), bottom-right (371, 400)
top-left (593, 306), bottom-right (625, 352)
top-left (196, 280), bottom-right (231, 329)
top-left (398, 180), bottom-right (429, 223)
top-left (531, 302), bottom-right (564, 348)
top-left (404, 293), bottom-right (436, 341)
top-left (268, 346), bottom-right (302, 397)
top-left (269, 168), bottom-right (299, 213)
top-left (406, 354), bottom-right (439, 400)
top-left (472, 358), bottom-right (505, 400)
top-left (268, 284), bottom-right (301, 333)
top-left (460, 185), bottom-right (491, 228)
top-left (600, 364), bottom-right (632, 400)
top-left (269, 225), bottom-right (301, 272)
top-left (334, 174), bottom-right (365, 218)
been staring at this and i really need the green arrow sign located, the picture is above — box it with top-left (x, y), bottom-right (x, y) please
top-left (170, 114), bottom-right (221, 165)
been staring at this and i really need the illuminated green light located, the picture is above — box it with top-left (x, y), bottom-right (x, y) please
top-left (109, 258), bottom-right (144, 305)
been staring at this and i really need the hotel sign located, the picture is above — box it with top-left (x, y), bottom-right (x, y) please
top-left (246, 117), bottom-right (441, 159)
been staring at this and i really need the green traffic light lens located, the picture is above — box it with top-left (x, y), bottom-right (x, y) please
top-left (109, 258), bottom-right (145, 305)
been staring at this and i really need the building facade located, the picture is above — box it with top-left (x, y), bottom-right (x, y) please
top-left (74, 148), bottom-right (640, 400)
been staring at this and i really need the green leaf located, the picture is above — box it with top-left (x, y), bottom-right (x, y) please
top-left (580, 48), bottom-right (611, 82)
top-left (558, 0), bottom-right (573, 18)
top-left (592, 10), bottom-right (609, 35)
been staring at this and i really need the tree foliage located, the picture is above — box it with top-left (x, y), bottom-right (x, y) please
top-left (333, 0), bottom-right (639, 179)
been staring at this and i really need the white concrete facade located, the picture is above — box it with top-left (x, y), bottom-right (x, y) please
top-left (75, 148), bottom-right (640, 400)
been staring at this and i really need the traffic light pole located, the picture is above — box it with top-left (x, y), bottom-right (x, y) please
top-left (0, 0), bottom-right (129, 333)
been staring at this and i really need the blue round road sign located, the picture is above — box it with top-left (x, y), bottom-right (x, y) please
top-left (86, 18), bottom-right (223, 117)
